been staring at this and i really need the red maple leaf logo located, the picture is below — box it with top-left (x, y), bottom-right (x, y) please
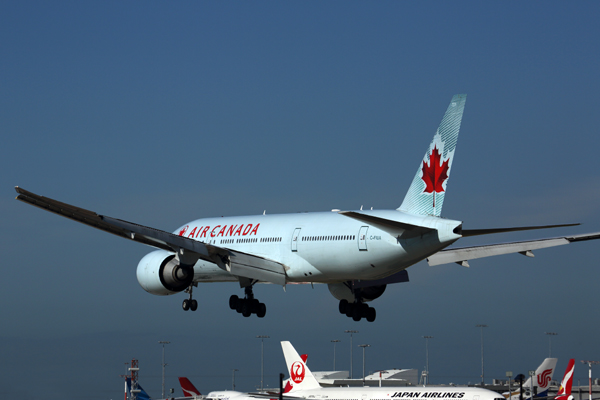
top-left (422, 145), bottom-right (449, 194)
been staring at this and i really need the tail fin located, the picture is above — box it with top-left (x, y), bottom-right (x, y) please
top-left (556, 359), bottom-right (575, 400)
top-left (281, 341), bottom-right (321, 392)
top-left (126, 377), bottom-right (152, 400)
top-left (523, 358), bottom-right (558, 397)
top-left (179, 377), bottom-right (201, 397)
top-left (399, 94), bottom-right (467, 217)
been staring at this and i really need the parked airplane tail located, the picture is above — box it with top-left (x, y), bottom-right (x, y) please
top-left (523, 357), bottom-right (557, 397)
top-left (179, 377), bottom-right (202, 397)
top-left (282, 354), bottom-right (309, 393)
top-left (126, 377), bottom-right (152, 400)
top-left (399, 94), bottom-right (467, 217)
top-left (503, 358), bottom-right (557, 400)
top-left (280, 341), bottom-right (321, 392)
top-left (555, 359), bottom-right (575, 400)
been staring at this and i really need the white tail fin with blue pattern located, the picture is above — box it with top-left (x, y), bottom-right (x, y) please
top-left (399, 94), bottom-right (467, 217)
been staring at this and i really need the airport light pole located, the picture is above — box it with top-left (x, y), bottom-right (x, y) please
top-left (581, 360), bottom-right (599, 400)
top-left (257, 335), bottom-right (270, 391)
top-left (476, 325), bottom-right (487, 386)
top-left (232, 369), bottom-right (239, 391)
top-left (529, 370), bottom-right (535, 400)
top-left (506, 371), bottom-right (512, 399)
top-left (331, 340), bottom-right (341, 371)
top-left (545, 332), bottom-right (557, 357)
top-left (158, 341), bottom-right (170, 399)
top-left (345, 330), bottom-right (359, 379)
top-left (423, 336), bottom-right (433, 386)
top-left (358, 344), bottom-right (371, 386)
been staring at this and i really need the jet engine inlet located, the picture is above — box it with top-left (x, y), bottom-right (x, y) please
top-left (136, 250), bottom-right (195, 295)
top-left (159, 255), bottom-right (194, 292)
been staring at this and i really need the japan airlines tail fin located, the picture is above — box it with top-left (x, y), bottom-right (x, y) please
top-left (281, 341), bottom-right (321, 392)
top-left (179, 377), bottom-right (202, 398)
top-left (555, 359), bottom-right (575, 400)
top-left (399, 94), bottom-right (467, 217)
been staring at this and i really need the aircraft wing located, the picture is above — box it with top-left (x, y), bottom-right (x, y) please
top-left (14, 187), bottom-right (287, 285)
top-left (428, 232), bottom-right (600, 267)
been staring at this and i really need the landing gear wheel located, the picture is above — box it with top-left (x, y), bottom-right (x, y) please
top-left (339, 299), bottom-right (348, 314)
top-left (242, 301), bottom-right (251, 317)
top-left (230, 281), bottom-right (267, 318)
top-left (345, 303), bottom-right (354, 318)
top-left (182, 299), bottom-right (190, 311)
top-left (229, 295), bottom-right (239, 310)
top-left (366, 307), bottom-right (376, 322)
top-left (352, 307), bottom-right (362, 321)
top-left (256, 303), bottom-right (266, 318)
top-left (190, 299), bottom-right (198, 311)
top-left (359, 303), bottom-right (369, 316)
top-left (251, 298), bottom-right (260, 313)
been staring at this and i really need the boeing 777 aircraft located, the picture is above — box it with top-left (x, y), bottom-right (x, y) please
top-left (15, 94), bottom-right (600, 322)
top-left (280, 341), bottom-right (505, 400)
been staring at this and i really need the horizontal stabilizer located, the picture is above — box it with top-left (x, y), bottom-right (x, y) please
top-left (461, 223), bottom-right (580, 237)
top-left (15, 187), bottom-right (287, 285)
top-left (428, 232), bottom-right (600, 266)
top-left (339, 211), bottom-right (434, 238)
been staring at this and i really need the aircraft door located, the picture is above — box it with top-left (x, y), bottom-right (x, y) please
top-left (358, 226), bottom-right (368, 251)
top-left (291, 228), bottom-right (301, 252)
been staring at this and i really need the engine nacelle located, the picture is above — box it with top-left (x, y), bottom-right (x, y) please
top-left (136, 250), bottom-right (195, 296)
top-left (327, 282), bottom-right (387, 303)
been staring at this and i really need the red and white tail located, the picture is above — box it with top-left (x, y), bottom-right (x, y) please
top-left (555, 359), bottom-right (575, 400)
top-left (283, 354), bottom-right (308, 393)
top-left (281, 342), bottom-right (321, 392)
top-left (179, 377), bottom-right (201, 397)
top-left (523, 357), bottom-right (557, 396)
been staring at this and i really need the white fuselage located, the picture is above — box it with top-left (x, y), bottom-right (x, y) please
top-left (170, 209), bottom-right (463, 284)
top-left (291, 387), bottom-right (504, 400)
top-left (216, 387), bottom-right (504, 400)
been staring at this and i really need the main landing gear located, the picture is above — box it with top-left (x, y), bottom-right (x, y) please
top-left (182, 284), bottom-right (198, 311)
top-left (229, 285), bottom-right (266, 318)
top-left (339, 299), bottom-right (376, 322)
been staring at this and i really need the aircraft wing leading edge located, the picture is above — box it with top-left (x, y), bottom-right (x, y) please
top-left (427, 232), bottom-right (600, 267)
top-left (14, 187), bottom-right (287, 285)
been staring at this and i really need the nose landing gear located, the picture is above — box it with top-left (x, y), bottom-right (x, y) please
top-left (182, 283), bottom-right (198, 311)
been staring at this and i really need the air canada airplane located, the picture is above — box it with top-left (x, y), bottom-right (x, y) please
top-left (15, 94), bottom-right (600, 322)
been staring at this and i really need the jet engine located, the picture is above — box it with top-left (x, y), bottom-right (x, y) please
top-left (327, 282), bottom-right (386, 303)
top-left (136, 250), bottom-right (195, 296)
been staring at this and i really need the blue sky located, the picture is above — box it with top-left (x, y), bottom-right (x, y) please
top-left (2, 2), bottom-right (600, 399)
